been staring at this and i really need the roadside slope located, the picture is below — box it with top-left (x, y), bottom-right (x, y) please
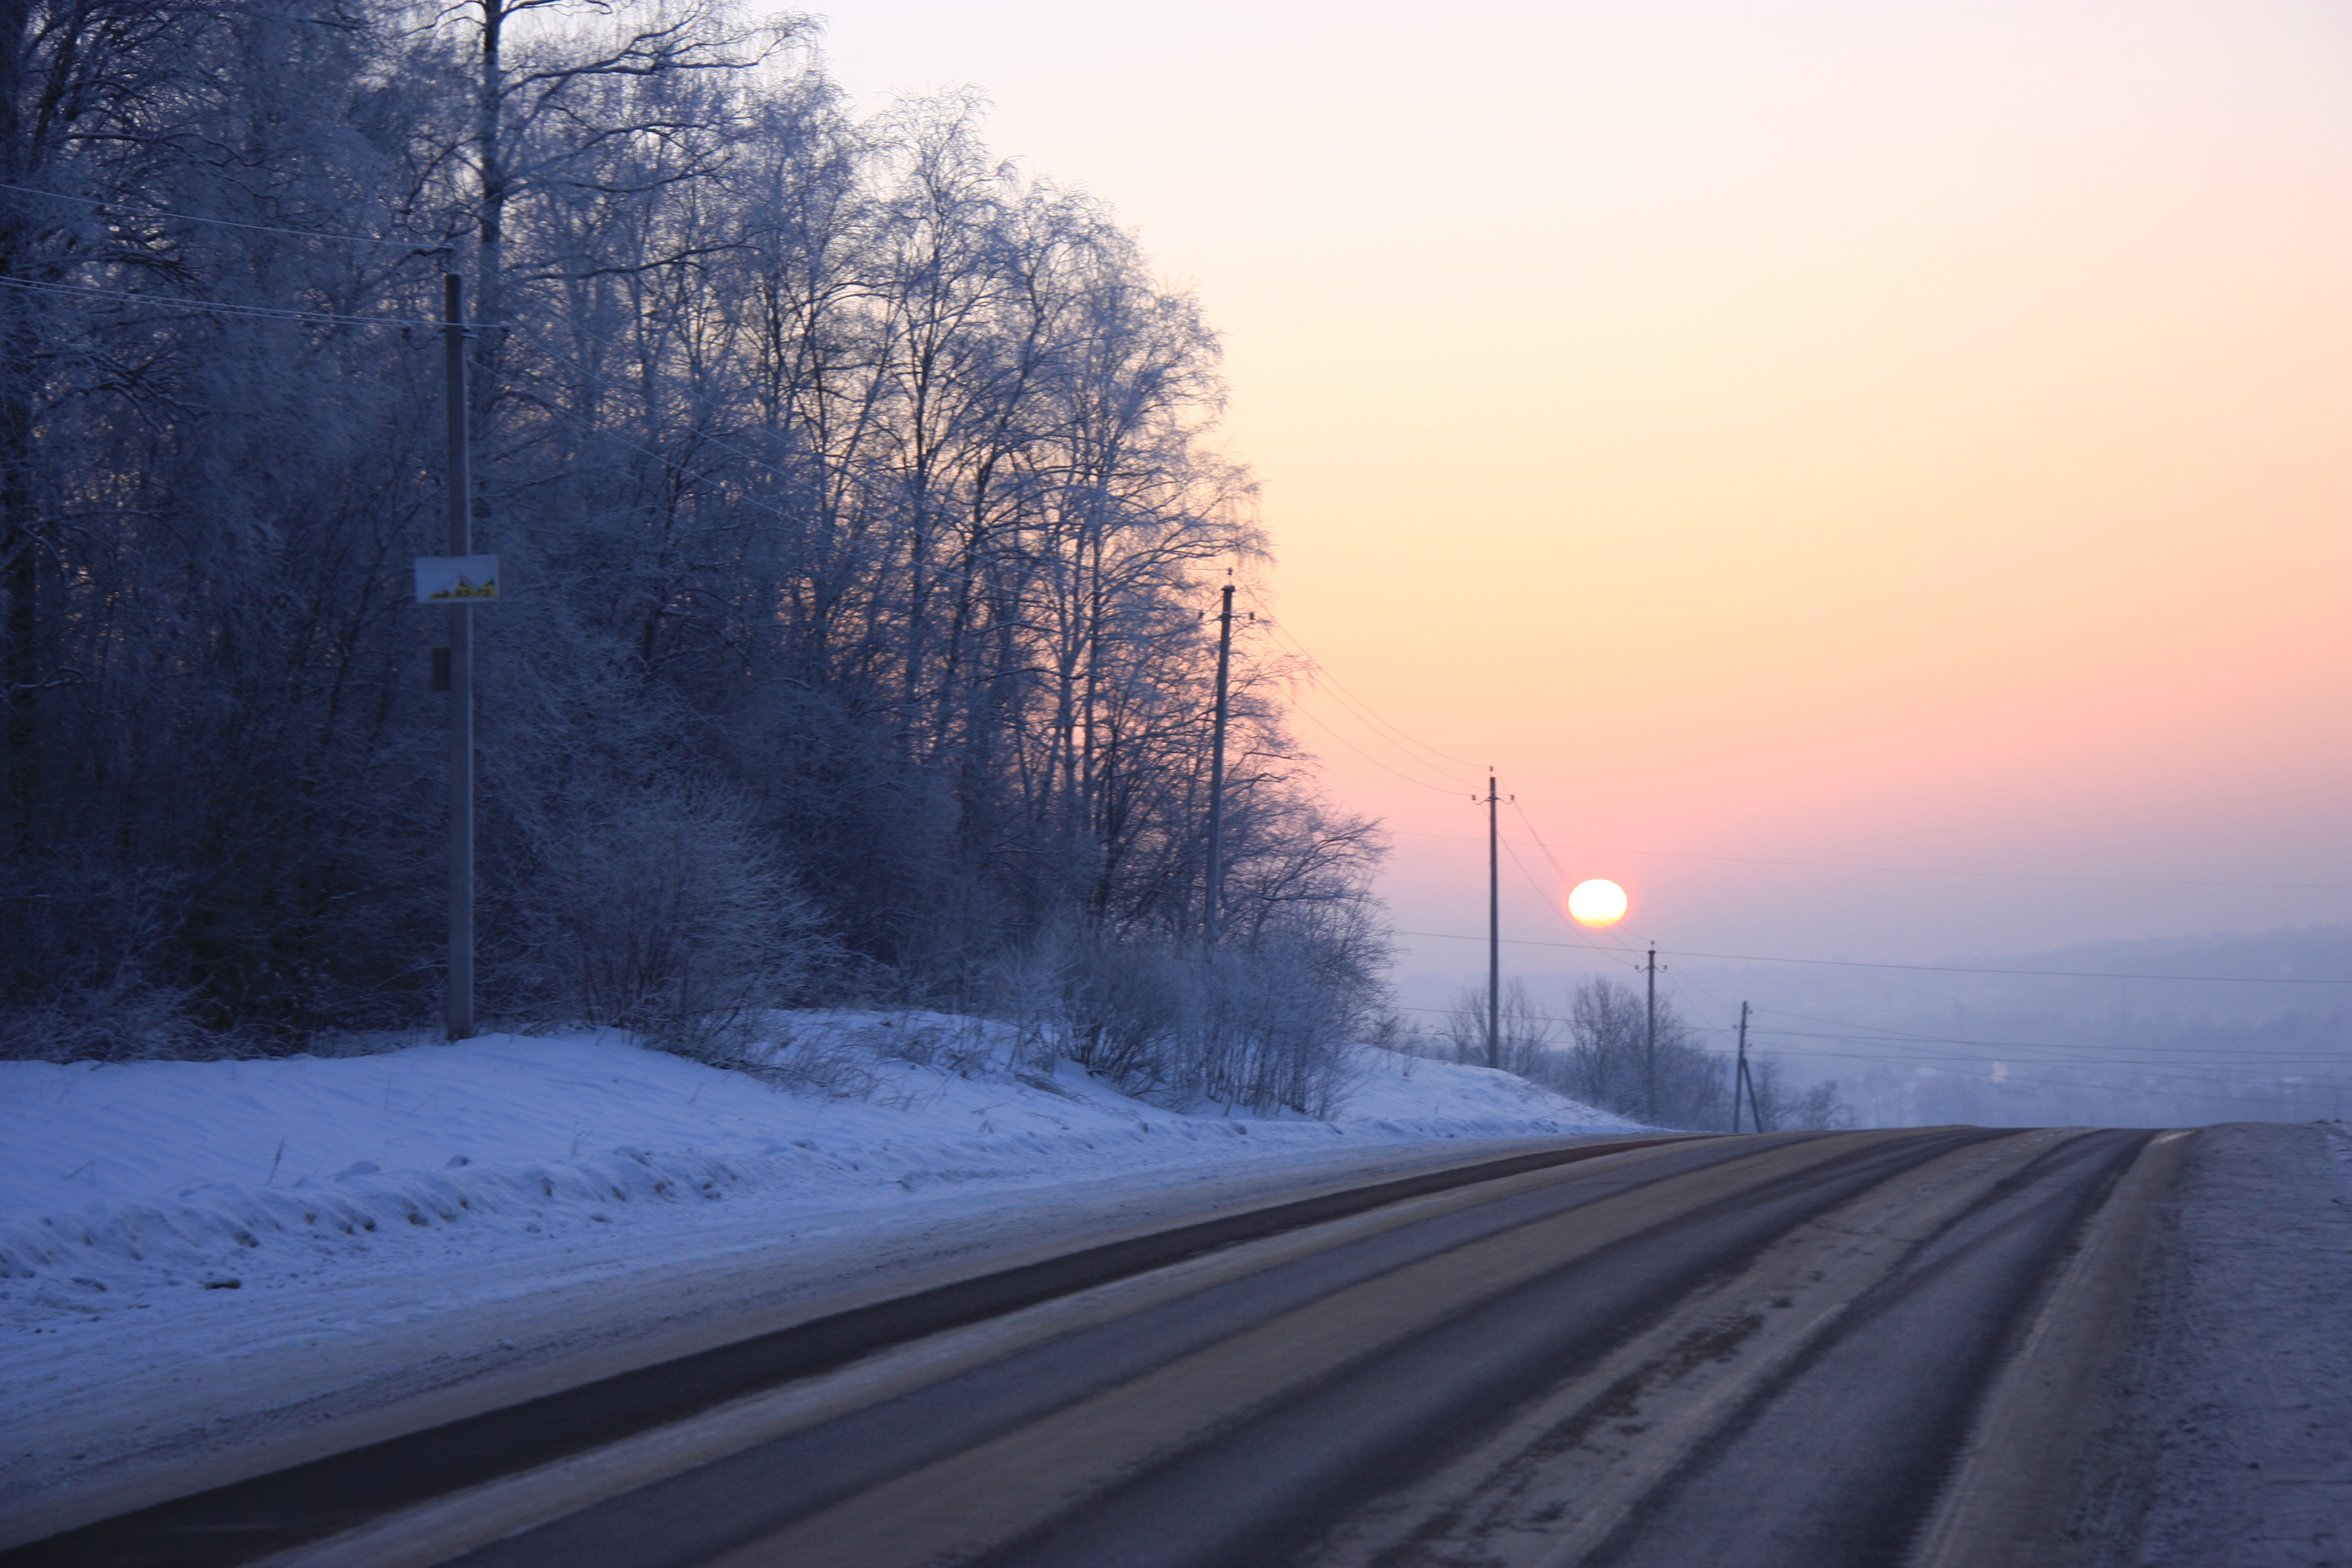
top-left (0, 1021), bottom-right (1632, 1546)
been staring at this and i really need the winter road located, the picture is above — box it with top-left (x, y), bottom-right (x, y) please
top-left (2, 1126), bottom-right (2215, 1566)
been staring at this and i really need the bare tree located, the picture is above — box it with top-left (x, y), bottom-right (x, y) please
top-left (1442, 978), bottom-right (1556, 1077)
top-left (1548, 976), bottom-right (1730, 1129)
top-left (1745, 1054), bottom-right (1851, 1132)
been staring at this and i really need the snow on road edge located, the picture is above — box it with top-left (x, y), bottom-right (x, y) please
top-left (1, 1018), bottom-right (1633, 1327)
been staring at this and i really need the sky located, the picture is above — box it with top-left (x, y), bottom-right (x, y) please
top-left (814, 1), bottom-right (2352, 994)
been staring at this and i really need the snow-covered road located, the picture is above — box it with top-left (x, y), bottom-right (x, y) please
top-left (22, 1123), bottom-right (2347, 1568)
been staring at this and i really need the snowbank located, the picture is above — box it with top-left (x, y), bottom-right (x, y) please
top-left (0, 1016), bottom-right (1630, 1318)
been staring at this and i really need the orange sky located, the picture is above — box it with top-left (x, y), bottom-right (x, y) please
top-left (822, 1), bottom-right (2352, 978)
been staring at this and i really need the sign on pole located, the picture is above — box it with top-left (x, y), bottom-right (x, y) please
top-left (414, 555), bottom-right (501, 604)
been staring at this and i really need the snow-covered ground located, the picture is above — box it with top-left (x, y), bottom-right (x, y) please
top-left (2, 1015), bottom-right (1629, 1316)
top-left (1, 1016), bottom-right (1634, 1543)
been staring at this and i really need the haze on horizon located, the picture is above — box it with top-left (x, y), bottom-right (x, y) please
top-left (818, 0), bottom-right (2352, 978)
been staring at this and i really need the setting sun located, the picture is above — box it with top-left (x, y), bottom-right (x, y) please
top-left (1568, 879), bottom-right (1629, 928)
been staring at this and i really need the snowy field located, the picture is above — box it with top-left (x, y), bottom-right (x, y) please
top-left (0, 1016), bottom-right (1634, 1539)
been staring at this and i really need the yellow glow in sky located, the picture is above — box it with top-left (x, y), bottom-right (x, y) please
top-left (821, 1), bottom-right (2352, 965)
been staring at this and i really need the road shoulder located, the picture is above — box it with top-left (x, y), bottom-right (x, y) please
top-left (2080, 1122), bottom-right (2352, 1568)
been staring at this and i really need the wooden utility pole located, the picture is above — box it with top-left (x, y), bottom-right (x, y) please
top-left (1644, 946), bottom-right (1659, 1122)
top-left (443, 273), bottom-right (475, 1042)
top-left (1203, 583), bottom-right (1234, 941)
top-left (1486, 774), bottom-right (1501, 1070)
top-left (1733, 1000), bottom-right (1752, 1132)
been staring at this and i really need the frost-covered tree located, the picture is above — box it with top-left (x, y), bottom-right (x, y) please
top-left (0, 0), bottom-right (1387, 1112)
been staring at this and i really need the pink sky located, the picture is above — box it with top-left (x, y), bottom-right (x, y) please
top-left (819, 1), bottom-right (2352, 975)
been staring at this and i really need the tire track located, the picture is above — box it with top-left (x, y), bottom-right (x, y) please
top-left (1579, 1128), bottom-right (2155, 1568)
top-left (8, 1125), bottom-right (2181, 1568)
top-left (0, 1134), bottom-right (1714, 1568)
top-left (682, 1131), bottom-right (2011, 1568)
top-left (1304, 1126), bottom-right (2089, 1566)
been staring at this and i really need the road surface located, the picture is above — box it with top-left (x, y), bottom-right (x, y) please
top-left (0, 1126), bottom-right (2227, 1566)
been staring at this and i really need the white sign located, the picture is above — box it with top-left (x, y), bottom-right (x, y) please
top-left (414, 555), bottom-right (501, 604)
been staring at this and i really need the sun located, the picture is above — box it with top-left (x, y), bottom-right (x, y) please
top-left (1568, 878), bottom-right (1628, 927)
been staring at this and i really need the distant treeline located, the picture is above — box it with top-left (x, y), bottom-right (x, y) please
top-left (0, 1), bottom-right (1384, 1107)
top-left (1395, 977), bottom-right (1851, 1133)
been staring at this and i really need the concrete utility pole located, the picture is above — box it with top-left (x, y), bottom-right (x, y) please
top-left (1486, 774), bottom-right (1501, 1070)
top-left (1644, 946), bottom-right (1659, 1122)
top-left (443, 273), bottom-right (475, 1042)
top-left (1733, 1000), bottom-right (1752, 1133)
top-left (1204, 583), bottom-right (1234, 942)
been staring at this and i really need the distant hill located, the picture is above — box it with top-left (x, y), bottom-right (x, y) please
top-left (1674, 925), bottom-right (2350, 1129)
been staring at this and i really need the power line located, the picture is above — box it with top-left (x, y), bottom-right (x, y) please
top-left (1385, 1005), bottom-right (2346, 1087)
top-left (1293, 671), bottom-right (1478, 785)
top-left (18, 275), bottom-right (806, 521)
top-left (1390, 927), bottom-right (2350, 984)
top-left (1499, 799), bottom-right (1656, 964)
top-left (1750, 1031), bottom-right (2348, 1083)
top-left (1390, 1002), bottom-right (2345, 1065)
top-left (1752, 1006), bottom-right (2352, 1062)
top-left (1655, 961), bottom-right (1743, 1024)
top-left (1383, 827), bottom-right (2346, 892)
top-left (0, 274), bottom-right (443, 329)
top-left (1674, 1018), bottom-right (2348, 1065)
top-left (1506, 800), bottom-right (1652, 954)
top-left (1258, 619), bottom-right (1485, 777)
top-left (7, 275), bottom-right (763, 514)
top-left (1506, 800), bottom-right (1576, 886)
top-left (1259, 618), bottom-right (1481, 773)
top-left (0, 180), bottom-right (434, 250)
top-left (1740, 1043), bottom-right (2345, 1112)
top-left (1669, 948), bottom-right (2350, 985)
top-left (1284, 699), bottom-right (1473, 796)
top-left (1494, 835), bottom-right (1645, 972)
top-left (1629, 846), bottom-right (2345, 892)
top-left (8, 182), bottom-right (824, 515)
top-left (4, 177), bottom-right (812, 506)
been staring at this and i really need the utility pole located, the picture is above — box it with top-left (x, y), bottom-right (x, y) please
top-left (1733, 1001), bottom-right (1751, 1133)
top-left (1203, 582), bottom-right (1234, 942)
top-left (443, 273), bottom-right (475, 1042)
top-left (1644, 946), bottom-right (1659, 1122)
top-left (1486, 773), bottom-right (1501, 1070)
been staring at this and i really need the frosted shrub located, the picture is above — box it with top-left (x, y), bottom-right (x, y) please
top-left (1189, 938), bottom-right (1357, 1117)
top-left (1059, 935), bottom-right (1192, 1083)
top-left (996, 923), bottom-right (1364, 1118)
top-left (520, 782), bottom-right (830, 1056)
top-left (0, 857), bottom-right (207, 1062)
